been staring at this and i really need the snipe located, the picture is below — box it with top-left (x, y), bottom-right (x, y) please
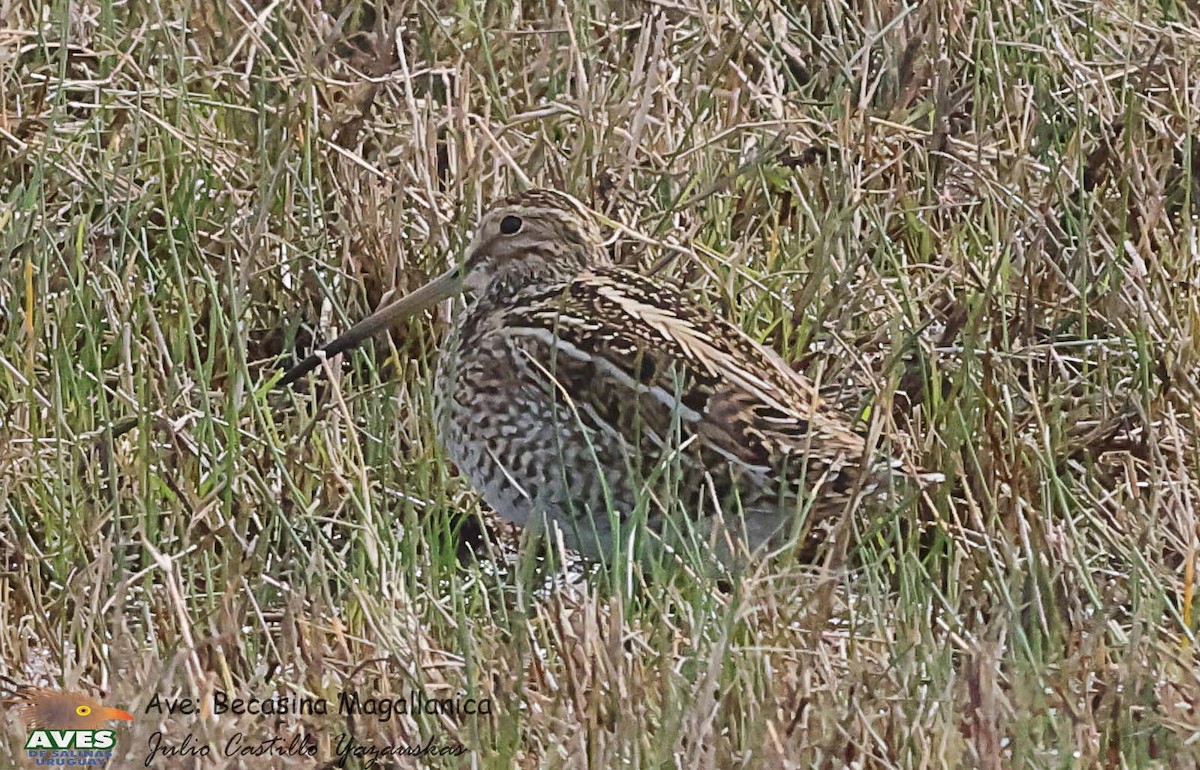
top-left (281, 189), bottom-right (929, 567)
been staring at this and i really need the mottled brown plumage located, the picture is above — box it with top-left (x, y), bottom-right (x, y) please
top-left (282, 189), bottom-right (930, 567)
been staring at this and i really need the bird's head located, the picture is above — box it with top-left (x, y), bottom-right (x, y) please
top-left (278, 188), bottom-right (608, 387)
top-left (459, 188), bottom-right (607, 296)
top-left (4, 686), bottom-right (134, 730)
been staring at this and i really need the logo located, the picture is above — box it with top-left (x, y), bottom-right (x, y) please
top-left (2, 681), bottom-right (133, 766)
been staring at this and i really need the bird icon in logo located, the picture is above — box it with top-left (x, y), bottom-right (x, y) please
top-left (2, 678), bottom-right (133, 730)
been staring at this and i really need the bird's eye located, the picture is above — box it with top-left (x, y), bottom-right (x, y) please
top-left (499, 215), bottom-right (522, 235)
top-left (76, 705), bottom-right (92, 717)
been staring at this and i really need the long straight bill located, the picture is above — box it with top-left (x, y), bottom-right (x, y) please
top-left (277, 266), bottom-right (460, 388)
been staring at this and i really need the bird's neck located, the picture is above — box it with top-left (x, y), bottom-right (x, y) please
top-left (474, 244), bottom-right (606, 307)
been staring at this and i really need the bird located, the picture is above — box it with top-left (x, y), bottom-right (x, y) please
top-left (280, 188), bottom-right (931, 568)
top-left (1, 681), bottom-right (134, 730)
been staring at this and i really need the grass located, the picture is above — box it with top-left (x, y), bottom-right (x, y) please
top-left (2, 0), bottom-right (1199, 766)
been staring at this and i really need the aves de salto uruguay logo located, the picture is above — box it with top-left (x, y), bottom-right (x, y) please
top-left (2, 683), bottom-right (133, 765)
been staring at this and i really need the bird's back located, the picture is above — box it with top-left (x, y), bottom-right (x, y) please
top-left (435, 266), bottom-right (893, 564)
